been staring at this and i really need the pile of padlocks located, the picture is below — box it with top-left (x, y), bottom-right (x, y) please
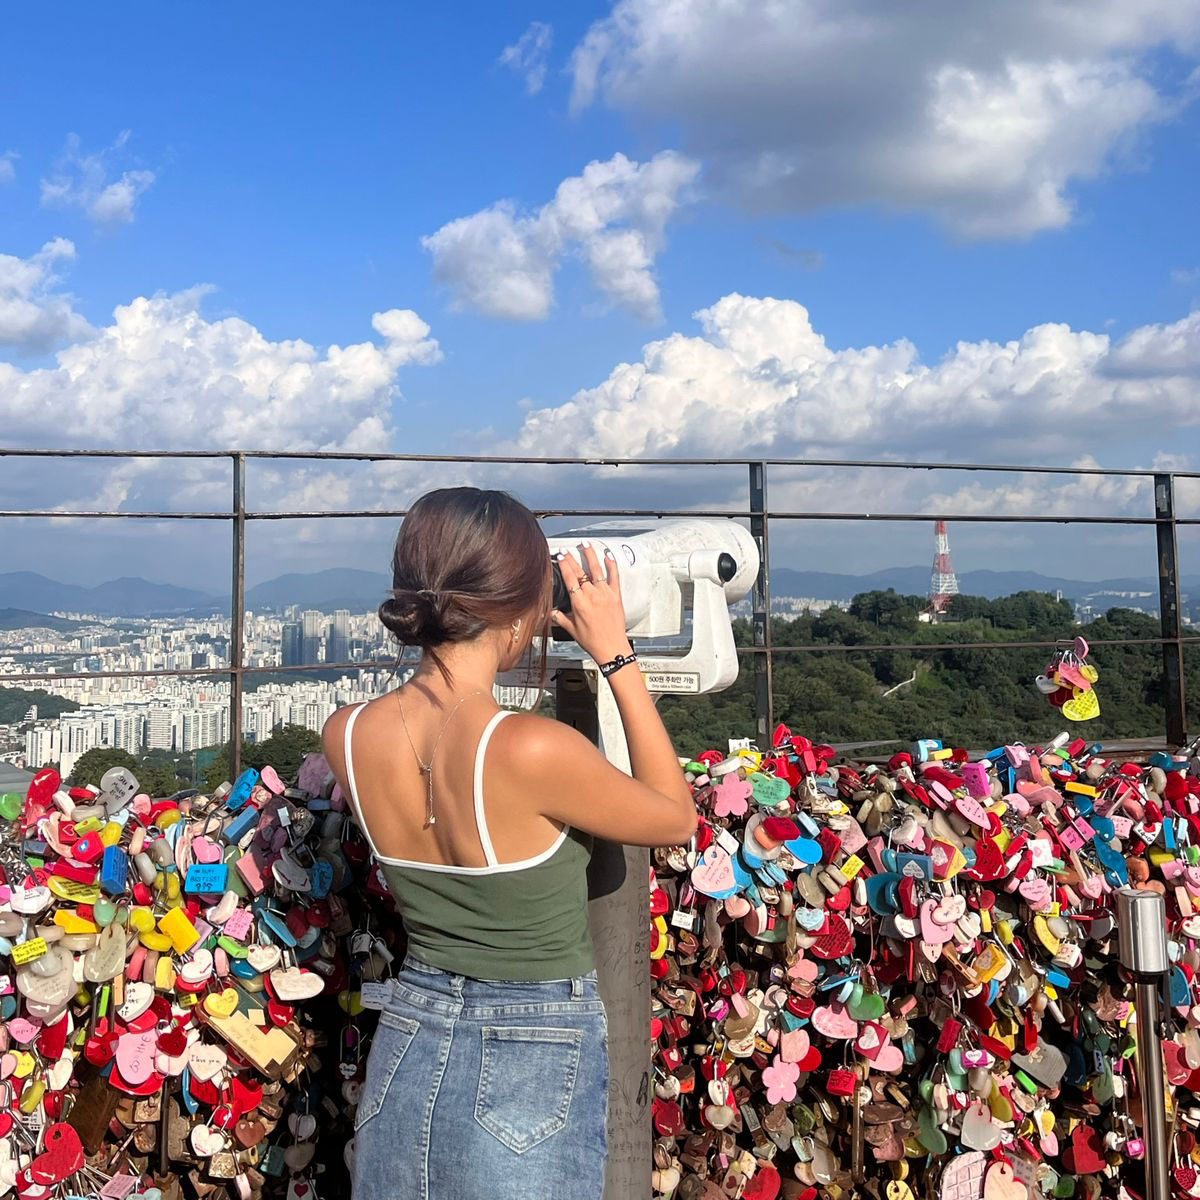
top-left (0, 754), bottom-right (397, 1200)
top-left (650, 727), bottom-right (1198, 1200)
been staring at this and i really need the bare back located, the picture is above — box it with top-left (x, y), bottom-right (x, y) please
top-left (322, 694), bottom-right (567, 869)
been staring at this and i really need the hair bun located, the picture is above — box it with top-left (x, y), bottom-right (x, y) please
top-left (378, 588), bottom-right (448, 645)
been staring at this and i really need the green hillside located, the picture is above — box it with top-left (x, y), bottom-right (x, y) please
top-left (659, 590), bottom-right (1198, 750)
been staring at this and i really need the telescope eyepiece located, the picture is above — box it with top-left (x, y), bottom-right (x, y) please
top-left (717, 553), bottom-right (736, 584)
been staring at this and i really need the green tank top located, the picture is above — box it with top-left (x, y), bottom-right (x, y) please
top-left (342, 704), bottom-right (595, 981)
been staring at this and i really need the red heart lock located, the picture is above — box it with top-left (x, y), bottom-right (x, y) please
top-left (84, 1029), bottom-right (119, 1067)
top-left (0, 1112), bottom-right (13, 1138)
top-left (653, 1099), bottom-right (685, 1137)
top-left (969, 838), bottom-right (1006, 881)
top-left (230, 1075), bottom-right (263, 1116)
top-left (27, 767), bottom-right (60, 807)
top-left (157, 1025), bottom-right (187, 1056)
top-left (661, 1046), bottom-right (683, 1071)
top-left (809, 913), bottom-right (852, 960)
top-left (650, 957), bottom-right (670, 980)
top-left (797, 1043), bottom-right (822, 1071)
top-left (37, 1015), bottom-right (68, 1061)
top-left (826, 885), bottom-right (852, 912)
top-left (1064, 1124), bottom-right (1107, 1175)
top-left (29, 1122), bottom-right (84, 1185)
top-left (693, 821), bottom-right (714, 852)
top-left (650, 888), bottom-right (670, 917)
top-left (650, 1017), bottom-right (664, 1041)
top-left (188, 1076), bottom-right (221, 1105)
top-left (212, 1103), bottom-right (236, 1130)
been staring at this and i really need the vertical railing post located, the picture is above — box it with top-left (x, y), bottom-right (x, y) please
top-left (230, 454), bottom-right (247, 776)
top-left (749, 462), bottom-right (773, 748)
top-left (1155, 473), bottom-right (1187, 747)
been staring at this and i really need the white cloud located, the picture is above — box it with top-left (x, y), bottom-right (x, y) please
top-left (41, 131), bottom-right (157, 226)
top-left (569, 0), bottom-right (1200, 237)
top-left (421, 150), bottom-right (700, 322)
top-left (509, 292), bottom-right (1200, 461)
top-left (500, 21), bottom-right (554, 94)
top-left (0, 290), bottom-right (441, 450)
top-left (0, 238), bottom-right (92, 351)
top-left (0, 151), bottom-right (16, 185)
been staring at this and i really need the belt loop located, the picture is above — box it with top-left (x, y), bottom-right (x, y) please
top-left (571, 975), bottom-right (582, 998)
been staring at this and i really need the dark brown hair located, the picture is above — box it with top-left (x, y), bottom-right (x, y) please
top-left (379, 487), bottom-right (551, 689)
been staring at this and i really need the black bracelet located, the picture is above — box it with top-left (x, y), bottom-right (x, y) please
top-left (598, 651), bottom-right (638, 678)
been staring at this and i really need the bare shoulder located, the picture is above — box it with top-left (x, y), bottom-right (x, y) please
top-left (490, 710), bottom-right (598, 770)
top-left (321, 701), bottom-right (363, 771)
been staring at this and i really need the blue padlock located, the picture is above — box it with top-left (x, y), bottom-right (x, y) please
top-left (100, 846), bottom-right (128, 896)
top-left (226, 768), bottom-right (260, 812)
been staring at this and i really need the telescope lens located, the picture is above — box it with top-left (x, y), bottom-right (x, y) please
top-left (717, 553), bottom-right (736, 583)
top-left (551, 557), bottom-right (572, 614)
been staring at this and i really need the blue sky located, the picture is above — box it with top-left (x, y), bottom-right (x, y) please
top-left (3, 1), bottom-right (1200, 585)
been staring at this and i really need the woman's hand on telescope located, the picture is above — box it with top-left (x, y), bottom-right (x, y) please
top-left (550, 542), bottom-right (632, 664)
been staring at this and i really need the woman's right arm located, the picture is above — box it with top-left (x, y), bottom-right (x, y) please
top-left (509, 540), bottom-right (698, 847)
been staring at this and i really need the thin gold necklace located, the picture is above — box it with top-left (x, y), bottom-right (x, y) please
top-left (394, 686), bottom-right (485, 828)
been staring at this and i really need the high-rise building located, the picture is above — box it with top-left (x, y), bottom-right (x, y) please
top-left (301, 610), bottom-right (324, 665)
top-left (281, 622), bottom-right (302, 667)
top-left (328, 610), bottom-right (351, 665)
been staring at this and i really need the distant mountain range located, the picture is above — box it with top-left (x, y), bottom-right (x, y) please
top-left (0, 565), bottom-right (1188, 618)
top-left (768, 566), bottom-right (1184, 603)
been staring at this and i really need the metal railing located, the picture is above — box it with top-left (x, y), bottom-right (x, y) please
top-left (1, 450), bottom-right (1196, 764)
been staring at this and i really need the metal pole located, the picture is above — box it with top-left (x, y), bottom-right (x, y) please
top-left (557, 669), bottom-right (649, 1200)
top-left (1155, 473), bottom-right (1187, 747)
top-left (1117, 888), bottom-right (1171, 1200)
top-left (230, 454), bottom-right (246, 778)
top-left (749, 461), bottom-right (773, 748)
top-left (1135, 978), bottom-right (1171, 1200)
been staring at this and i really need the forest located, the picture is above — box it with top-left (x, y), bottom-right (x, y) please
top-left (656, 590), bottom-right (1197, 753)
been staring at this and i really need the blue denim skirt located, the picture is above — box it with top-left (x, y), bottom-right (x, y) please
top-left (351, 954), bottom-right (610, 1200)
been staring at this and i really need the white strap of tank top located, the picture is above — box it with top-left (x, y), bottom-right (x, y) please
top-left (342, 702), bottom-right (386, 860)
top-left (473, 709), bottom-right (514, 868)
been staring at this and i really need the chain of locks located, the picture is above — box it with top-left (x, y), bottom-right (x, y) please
top-left (649, 725), bottom-right (1200, 1200)
top-left (0, 752), bottom-right (400, 1200)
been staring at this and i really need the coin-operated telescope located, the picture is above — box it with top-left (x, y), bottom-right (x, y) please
top-left (542, 518), bottom-right (759, 1200)
top-left (546, 518), bottom-right (760, 748)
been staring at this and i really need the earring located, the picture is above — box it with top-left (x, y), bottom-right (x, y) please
top-left (511, 618), bottom-right (521, 642)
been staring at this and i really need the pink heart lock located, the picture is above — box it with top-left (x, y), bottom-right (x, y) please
top-left (191, 837), bottom-right (222, 865)
top-left (1019, 876), bottom-right (1052, 909)
top-left (724, 895), bottom-right (751, 919)
top-left (691, 847), bottom-right (738, 897)
top-left (811, 1002), bottom-right (857, 1040)
top-left (778, 1029), bottom-right (810, 1063)
top-left (259, 765), bottom-right (285, 795)
top-left (919, 899), bottom-right (958, 945)
top-left (115, 1031), bottom-right (158, 1086)
top-left (6, 1018), bottom-right (40, 1046)
top-left (787, 957), bottom-right (817, 983)
top-left (873, 1039), bottom-right (904, 1073)
top-left (954, 794), bottom-right (990, 828)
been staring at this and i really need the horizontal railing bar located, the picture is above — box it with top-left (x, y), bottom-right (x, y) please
top-left (1, 508), bottom-right (1187, 525)
top-left (764, 512), bottom-right (1163, 525)
top-left (737, 637), bottom-right (1200, 653)
top-left (3, 448), bottom-right (1198, 479)
top-left (243, 508), bottom-right (756, 521)
top-left (0, 511), bottom-right (232, 520)
top-left (0, 659), bottom-right (404, 684)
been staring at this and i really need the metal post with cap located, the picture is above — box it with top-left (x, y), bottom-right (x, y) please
top-left (1116, 887), bottom-right (1171, 1200)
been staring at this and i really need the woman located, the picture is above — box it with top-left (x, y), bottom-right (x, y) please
top-left (321, 487), bottom-right (697, 1200)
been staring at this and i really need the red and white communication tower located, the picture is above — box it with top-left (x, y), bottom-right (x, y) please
top-left (929, 520), bottom-right (959, 617)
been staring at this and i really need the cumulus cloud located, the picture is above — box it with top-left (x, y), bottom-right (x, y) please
top-left (510, 292), bottom-right (1200, 462)
top-left (41, 131), bottom-right (157, 226)
top-left (0, 238), bottom-right (92, 351)
top-left (421, 150), bottom-right (699, 322)
top-left (569, 0), bottom-right (1200, 237)
top-left (500, 21), bottom-right (554, 94)
top-left (0, 290), bottom-right (441, 450)
top-left (0, 151), bottom-right (16, 185)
